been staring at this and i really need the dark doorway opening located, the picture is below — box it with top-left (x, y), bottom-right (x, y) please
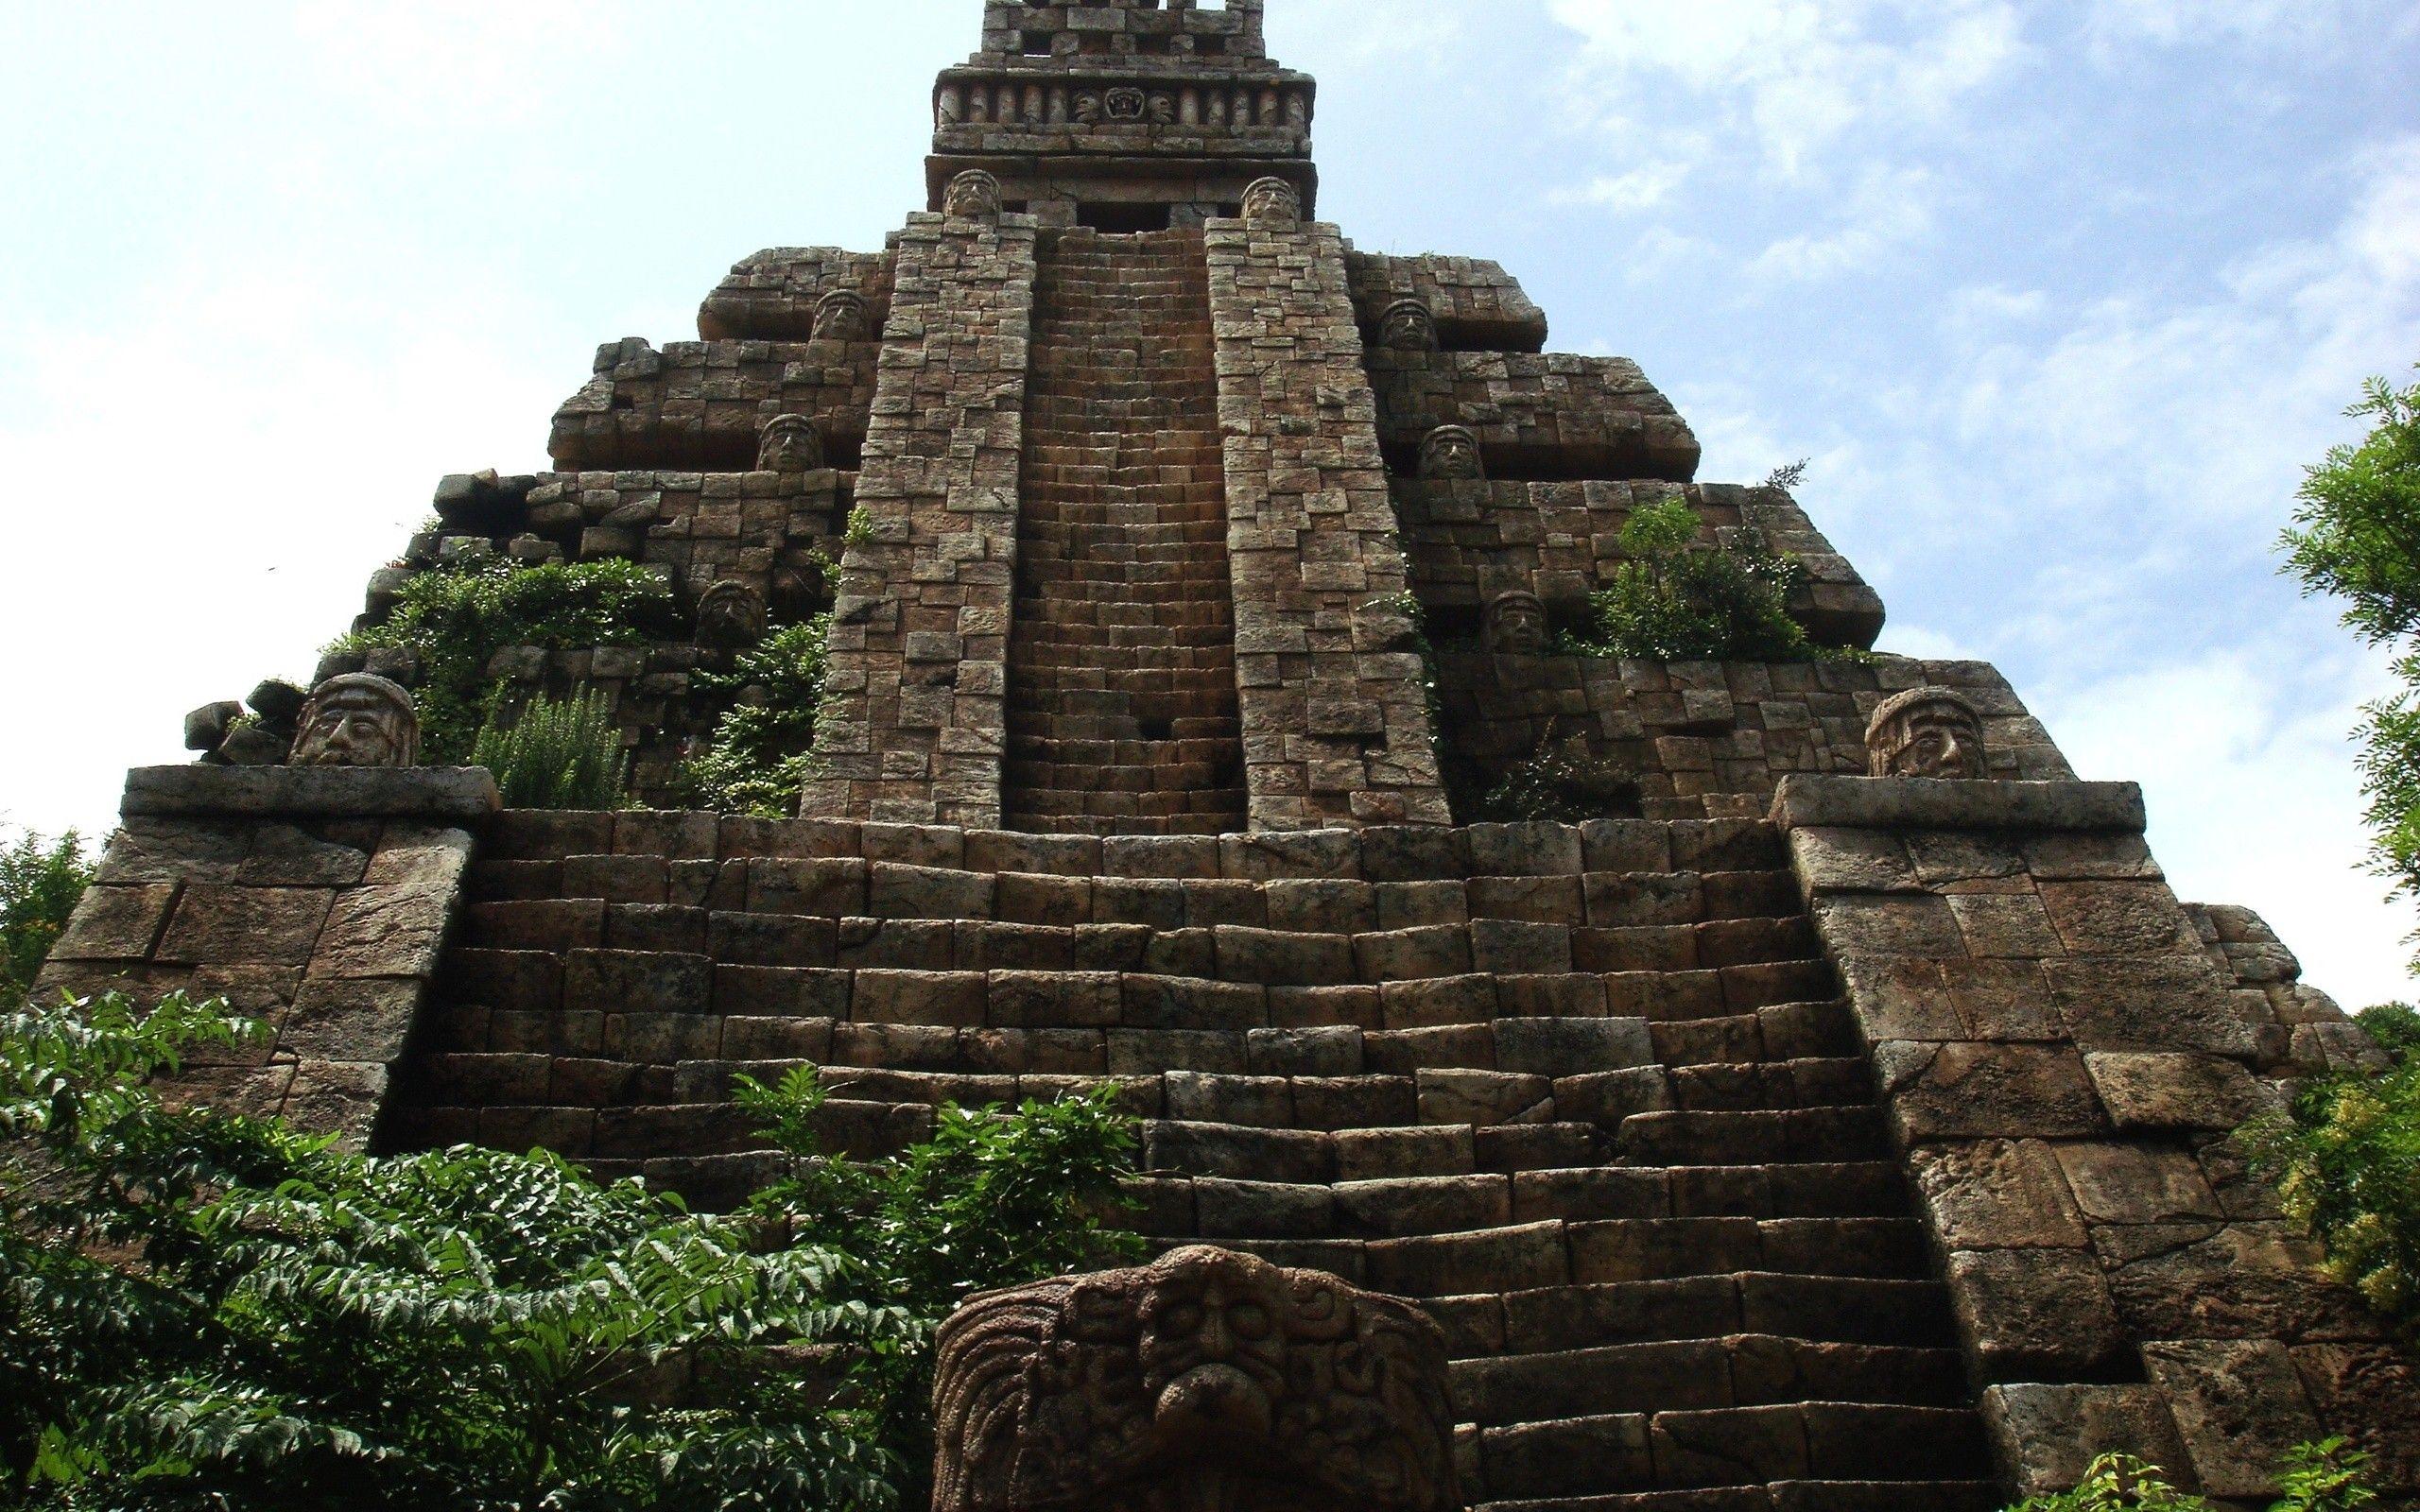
top-left (1078, 202), bottom-right (1174, 233)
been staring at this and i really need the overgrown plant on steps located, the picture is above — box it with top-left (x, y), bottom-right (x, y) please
top-left (0, 992), bottom-right (1140, 1511)
top-left (471, 686), bottom-right (631, 811)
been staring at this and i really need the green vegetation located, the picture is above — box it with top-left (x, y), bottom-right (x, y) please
top-left (1568, 498), bottom-right (1833, 663)
top-left (330, 559), bottom-right (678, 763)
top-left (1, 993), bottom-right (1138, 1510)
top-left (2005, 1442), bottom-right (2377, 1512)
top-left (2245, 1001), bottom-right (2420, 1332)
top-left (681, 616), bottom-right (835, 817)
top-left (0, 831), bottom-right (92, 1006)
top-left (1476, 735), bottom-right (1641, 824)
top-left (471, 687), bottom-right (630, 811)
top-left (2282, 370), bottom-right (2420, 951)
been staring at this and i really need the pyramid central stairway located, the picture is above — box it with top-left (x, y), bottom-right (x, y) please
top-left (387, 812), bottom-right (2002, 1512)
top-left (1003, 229), bottom-right (1248, 836)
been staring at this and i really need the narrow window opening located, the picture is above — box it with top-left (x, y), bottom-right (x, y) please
top-left (1077, 202), bottom-right (1173, 233)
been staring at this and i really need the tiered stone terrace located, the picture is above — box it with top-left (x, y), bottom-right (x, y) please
top-left (389, 810), bottom-right (1999, 1511)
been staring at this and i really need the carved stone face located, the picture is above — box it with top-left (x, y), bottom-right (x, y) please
top-left (933, 1246), bottom-right (1457, 1512)
top-left (1419, 425), bottom-right (1484, 481)
top-left (1485, 593), bottom-right (1550, 656)
top-left (812, 290), bottom-right (871, 341)
top-left (758, 415), bottom-right (825, 473)
top-left (289, 675), bottom-right (420, 768)
top-left (1867, 688), bottom-right (1988, 780)
top-left (1105, 86), bottom-right (1148, 121)
top-left (697, 581), bottom-right (768, 649)
top-left (944, 169), bottom-right (1004, 219)
top-left (1239, 177), bottom-right (1302, 226)
top-left (1378, 299), bottom-right (1439, 352)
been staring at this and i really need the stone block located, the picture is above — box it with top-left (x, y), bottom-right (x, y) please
top-left (2051, 1141), bottom-right (2222, 1224)
top-left (278, 977), bottom-right (424, 1063)
top-left (2143, 1339), bottom-right (2322, 1501)
top-left (2084, 1052), bottom-right (2267, 1130)
top-left (1946, 893), bottom-right (2064, 959)
top-left (563, 950), bottom-right (713, 1016)
top-left (1812, 894), bottom-right (1967, 958)
top-left (47, 884), bottom-right (181, 963)
top-left (1495, 1017), bottom-right (1655, 1077)
top-left (156, 885), bottom-right (335, 968)
top-left (2096, 1222), bottom-right (2388, 1344)
top-left (2045, 955), bottom-right (2260, 1057)
top-left (2290, 1344), bottom-right (2420, 1493)
top-left (1910, 1140), bottom-right (2088, 1249)
top-left (2038, 881), bottom-right (2201, 957)
top-left (1789, 828), bottom-right (1918, 893)
top-left (1946, 1248), bottom-right (2130, 1380)
top-left (122, 765), bottom-right (500, 820)
top-left (1875, 1041), bottom-right (2107, 1140)
top-left (1772, 776), bottom-right (2146, 834)
top-left (1982, 1384), bottom-right (2196, 1499)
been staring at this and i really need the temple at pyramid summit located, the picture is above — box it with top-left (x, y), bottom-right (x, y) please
top-left (41, 2), bottom-right (2418, 1507)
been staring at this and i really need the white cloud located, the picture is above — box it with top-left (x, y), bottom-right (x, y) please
top-left (1553, 161), bottom-right (1694, 212)
top-left (2037, 644), bottom-right (2412, 1006)
top-left (1746, 164), bottom-right (1938, 281)
top-left (1547, 0), bottom-right (2023, 179)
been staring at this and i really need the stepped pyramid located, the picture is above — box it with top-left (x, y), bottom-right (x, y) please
top-left (40, 3), bottom-right (2417, 1508)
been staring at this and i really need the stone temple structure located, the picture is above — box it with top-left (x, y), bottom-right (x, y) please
top-left (39, 3), bottom-right (2417, 1508)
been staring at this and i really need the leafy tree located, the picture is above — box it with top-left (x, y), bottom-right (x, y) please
top-left (0, 831), bottom-right (93, 1006)
top-left (2, 994), bottom-right (1139, 1511)
top-left (681, 617), bottom-right (835, 817)
top-left (329, 559), bottom-right (679, 763)
top-left (1572, 499), bottom-right (1830, 663)
top-left (472, 687), bottom-right (631, 811)
top-left (2282, 370), bottom-right (2420, 936)
top-left (2244, 1005), bottom-right (2420, 1332)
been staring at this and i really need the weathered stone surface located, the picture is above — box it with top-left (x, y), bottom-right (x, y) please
top-left (1910, 1140), bottom-right (2088, 1250)
top-left (933, 1246), bottom-right (1456, 1512)
top-left (2144, 1339), bottom-right (2323, 1501)
top-left (2083, 1052), bottom-right (2267, 1130)
top-left (1982, 1384), bottom-right (2196, 1499)
top-left (1772, 777), bottom-right (2147, 835)
top-left (123, 765), bottom-right (500, 820)
top-left (1945, 1247), bottom-right (2129, 1379)
top-left (1874, 1041), bottom-right (2107, 1140)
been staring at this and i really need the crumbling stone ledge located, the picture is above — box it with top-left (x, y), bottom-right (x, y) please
top-left (1773, 775), bottom-right (2145, 835)
top-left (122, 765), bottom-right (502, 822)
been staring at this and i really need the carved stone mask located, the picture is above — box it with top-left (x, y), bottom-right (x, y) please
top-left (1378, 300), bottom-right (1439, 352)
top-left (1866, 687), bottom-right (1988, 780)
top-left (697, 580), bottom-right (768, 649)
top-left (1419, 426), bottom-right (1484, 481)
top-left (933, 1246), bottom-right (1458, 1512)
top-left (1485, 593), bottom-right (1549, 656)
top-left (289, 675), bottom-right (420, 769)
top-left (813, 290), bottom-right (872, 341)
top-left (1239, 177), bottom-right (1302, 226)
top-left (758, 414), bottom-right (825, 473)
top-left (1105, 86), bottom-right (1148, 121)
top-left (945, 169), bottom-right (1004, 219)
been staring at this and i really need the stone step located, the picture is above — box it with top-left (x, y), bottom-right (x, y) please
top-left (1450, 1337), bottom-right (1968, 1426)
top-left (1470, 1404), bottom-right (1992, 1501)
top-left (1618, 1108), bottom-right (1892, 1166)
top-left (1440, 1273), bottom-right (1953, 1358)
top-left (1475, 1481), bottom-right (2002, 1512)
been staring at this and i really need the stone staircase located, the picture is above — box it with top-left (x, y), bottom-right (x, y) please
top-left (386, 813), bottom-right (1997, 1511)
top-left (1003, 229), bottom-right (1248, 835)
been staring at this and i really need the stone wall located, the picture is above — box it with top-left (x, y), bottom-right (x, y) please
top-left (35, 767), bottom-right (494, 1147)
top-left (1436, 653), bottom-right (2070, 819)
top-left (1204, 214), bottom-right (1451, 830)
top-left (1344, 251), bottom-right (1549, 353)
top-left (804, 209), bottom-right (1039, 828)
top-left (549, 335), bottom-right (882, 472)
top-left (1368, 350), bottom-right (1702, 485)
top-left (697, 247), bottom-right (895, 342)
top-left (1395, 478), bottom-right (1885, 648)
top-left (1778, 776), bottom-right (2419, 1504)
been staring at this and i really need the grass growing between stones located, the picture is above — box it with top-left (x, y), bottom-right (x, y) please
top-left (0, 993), bottom-right (1139, 1510)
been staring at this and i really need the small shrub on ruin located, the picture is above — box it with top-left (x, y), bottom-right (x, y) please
top-left (2356, 1002), bottom-right (2420, 1062)
top-left (1573, 498), bottom-right (1828, 663)
top-left (0, 830), bottom-right (92, 1006)
top-left (2271, 1439), bottom-right (2380, 1512)
top-left (1477, 735), bottom-right (1641, 824)
top-left (2244, 1036), bottom-right (2420, 1332)
top-left (1, 993), bottom-right (1140, 1510)
top-left (681, 615), bottom-right (835, 817)
top-left (2007, 1453), bottom-right (2217, 1512)
top-left (329, 558), bottom-right (678, 763)
top-left (470, 686), bottom-right (631, 811)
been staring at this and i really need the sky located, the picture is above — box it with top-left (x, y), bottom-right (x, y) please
top-left (2, 0), bottom-right (2416, 1001)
